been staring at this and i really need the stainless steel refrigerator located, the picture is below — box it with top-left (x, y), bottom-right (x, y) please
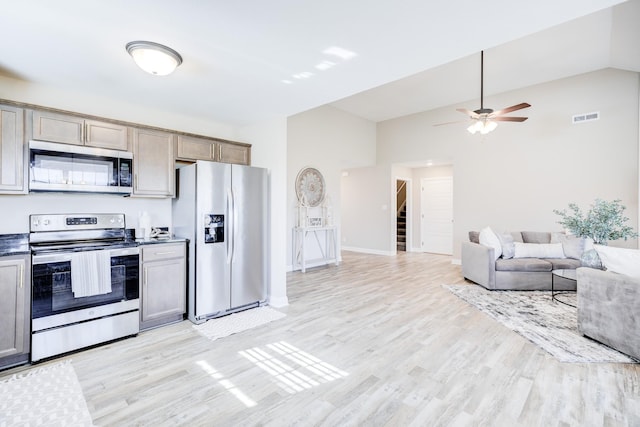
top-left (172, 160), bottom-right (268, 324)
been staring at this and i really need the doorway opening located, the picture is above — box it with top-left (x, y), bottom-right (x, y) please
top-left (396, 179), bottom-right (409, 252)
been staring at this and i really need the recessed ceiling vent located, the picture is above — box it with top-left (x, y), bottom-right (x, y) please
top-left (572, 111), bottom-right (600, 124)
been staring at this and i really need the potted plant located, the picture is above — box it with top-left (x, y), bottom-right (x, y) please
top-left (554, 199), bottom-right (638, 267)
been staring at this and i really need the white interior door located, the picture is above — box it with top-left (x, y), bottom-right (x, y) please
top-left (420, 177), bottom-right (453, 255)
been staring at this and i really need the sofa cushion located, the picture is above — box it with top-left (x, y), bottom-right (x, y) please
top-left (594, 245), bottom-right (640, 279)
top-left (547, 258), bottom-right (581, 270)
top-left (469, 231), bottom-right (480, 244)
top-left (496, 258), bottom-right (552, 272)
top-left (510, 232), bottom-right (524, 243)
top-left (479, 227), bottom-right (502, 261)
top-left (521, 231), bottom-right (551, 244)
top-left (551, 233), bottom-right (586, 260)
top-left (514, 242), bottom-right (565, 259)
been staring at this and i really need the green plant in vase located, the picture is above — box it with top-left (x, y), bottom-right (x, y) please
top-left (553, 199), bottom-right (638, 267)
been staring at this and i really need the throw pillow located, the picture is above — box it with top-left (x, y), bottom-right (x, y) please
top-left (550, 232), bottom-right (586, 260)
top-left (468, 231), bottom-right (480, 244)
top-left (513, 242), bottom-right (566, 259)
top-left (593, 245), bottom-right (640, 279)
top-left (479, 226), bottom-right (502, 261)
top-left (497, 233), bottom-right (515, 259)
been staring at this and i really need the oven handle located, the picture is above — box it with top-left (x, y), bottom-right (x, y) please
top-left (32, 246), bottom-right (139, 264)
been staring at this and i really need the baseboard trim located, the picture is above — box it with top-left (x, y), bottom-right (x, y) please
top-left (268, 295), bottom-right (289, 307)
top-left (342, 246), bottom-right (395, 256)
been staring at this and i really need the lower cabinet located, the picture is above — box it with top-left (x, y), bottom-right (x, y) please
top-left (140, 242), bottom-right (186, 331)
top-left (0, 255), bottom-right (30, 369)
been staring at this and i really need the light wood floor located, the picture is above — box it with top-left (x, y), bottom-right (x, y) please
top-left (4, 251), bottom-right (640, 426)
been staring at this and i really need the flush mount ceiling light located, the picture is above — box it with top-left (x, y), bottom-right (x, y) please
top-left (125, 41), bottom-right (182, 76)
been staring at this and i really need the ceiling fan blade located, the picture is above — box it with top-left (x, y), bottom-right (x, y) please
top-left (456, 108), bottom-right (479, 119)
top-left (433, 120), bottom-right (467, 127)
top-left (493, 116), bottom-right (528, 122)
top-left (490, 102), bottom-right (531, 117)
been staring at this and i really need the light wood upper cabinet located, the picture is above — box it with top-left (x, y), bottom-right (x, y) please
top-left (0, 105), bottom-right (25, 193)
top-left (0, 255), bottom-right (30, 365)
top-left (218, 141), bottom-right (250, 165)
top-left (84, 119), bottom-right (128, 150)
top-left (133, 128), bottom-right (175, 197)
top-left (32, 110), bottom-right (128, 150)
top-left (176, 135), bottom-right (215, 161)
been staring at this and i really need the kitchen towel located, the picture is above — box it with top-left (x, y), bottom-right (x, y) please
top-left (71, 250), bottom-right (112, 297)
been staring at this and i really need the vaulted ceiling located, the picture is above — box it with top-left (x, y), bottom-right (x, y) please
top-left (0, 0), bottom-right (634, 126)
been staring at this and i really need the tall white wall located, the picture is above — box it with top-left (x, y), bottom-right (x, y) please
top-left (377, 68), bottom-right (639, 260)
top-left (287, 105), bottom-right (376, 268)
top-left (341, 165), bottom-right (394, 254)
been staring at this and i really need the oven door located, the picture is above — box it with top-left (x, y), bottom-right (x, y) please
top-left (32, 247), bottom-right (139, 319)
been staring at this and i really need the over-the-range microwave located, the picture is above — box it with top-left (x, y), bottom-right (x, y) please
top-left (29, 140), bottom-right (133, 195)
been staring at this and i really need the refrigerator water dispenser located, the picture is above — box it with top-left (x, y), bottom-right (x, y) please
top-left (204, 214), bottom-right (224, 243)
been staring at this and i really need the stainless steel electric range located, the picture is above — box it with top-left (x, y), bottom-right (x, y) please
top-left (29, 213), bottom-right (139, 362)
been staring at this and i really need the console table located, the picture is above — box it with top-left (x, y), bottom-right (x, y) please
top-left (293, 226), bottom-right (339, 272)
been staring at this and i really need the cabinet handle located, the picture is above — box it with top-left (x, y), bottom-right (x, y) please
top-left (218, 145), bottom-right (222, 160)
top-left (19, 264), bottom-right (24, 288)
top-left (154, 251), bottom-right (176, 256)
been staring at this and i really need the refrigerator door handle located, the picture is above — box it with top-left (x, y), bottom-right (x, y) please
top-left (226, 187), bottom-right (234, 264)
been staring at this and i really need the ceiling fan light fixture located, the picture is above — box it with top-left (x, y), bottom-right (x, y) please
top-left (467, 119), bottom-right (498, 135)
top-left (126, 41), bottom-right (182, 76)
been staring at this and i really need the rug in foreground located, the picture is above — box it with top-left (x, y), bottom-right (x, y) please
top-left (193, 306), bottom-right (286, 342)
top-left (0, 360), bottom-right (94, 426)
top-left (444, 284), bottom-right (636, 364)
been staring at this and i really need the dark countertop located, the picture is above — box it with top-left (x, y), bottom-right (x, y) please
top-left (0, 233), bottom-right (30, 257)
top-left (135, 237), bottom-right (188, 245)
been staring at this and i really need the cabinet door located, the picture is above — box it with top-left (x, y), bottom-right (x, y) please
top-left (32, 110), bottom-right (84, 145)
top-left (85, 119), bottom-right (129, 150)
top-left (0, 256), bottom-right (28, 360)
top-left (133, 128), bottom-right (175, 197)
top-left (218, 141), bottom-right (250, 165)
top-left (176, 135), bottom-right (215, 161)
top-left (141, 257), bottom-right (186, 324)
top-left (0, 105), bottom-right (25, 193)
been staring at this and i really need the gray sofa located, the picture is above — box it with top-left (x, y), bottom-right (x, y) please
top-left (577, 267), bottom-right (640, 361)
top-left (462, 231), bottom-right (581, 290)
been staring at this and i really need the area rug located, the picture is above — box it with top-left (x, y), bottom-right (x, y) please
top-left (444, 285), bottom-right (637, 364)
top-left (0, 360), bottom-right (94, 426)
top-left (193, 306), bottom-right (286, 342)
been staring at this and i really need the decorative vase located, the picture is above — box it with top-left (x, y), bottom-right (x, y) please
top-left (580, 248), bottom-right (603, 269)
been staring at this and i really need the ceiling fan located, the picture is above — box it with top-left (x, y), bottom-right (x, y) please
top-left (436, 50), bottom-right (530, 134)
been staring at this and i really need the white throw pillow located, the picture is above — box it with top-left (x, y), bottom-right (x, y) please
top-left (479, 226), bottom-right (502, 261)
top-left (593, 245), bottom-right (640, 279)
top-left (497, 232), bottom-right (515, 259)
top-left (513, 242), bottom-right (566, 259)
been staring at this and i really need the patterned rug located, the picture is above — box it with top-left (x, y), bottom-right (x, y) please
top-left (444, 285), bottom-right (637, 363)
top-left (193, 306), bottom-right (286, 342)
top-left (0, 360), bottom-right (94, 426)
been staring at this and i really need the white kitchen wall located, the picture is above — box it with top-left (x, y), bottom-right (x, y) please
top-left (377, 68), bottom-right (639, 260)
top-left (287, 105), bottom-right (376, 269)
top-left (0, 193), bottom-right (170, 235)
top-left (237, 118), bottom-right (288, 307)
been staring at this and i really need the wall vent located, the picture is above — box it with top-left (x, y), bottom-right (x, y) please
top-left (572, 111), bottom-right (600, 124)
